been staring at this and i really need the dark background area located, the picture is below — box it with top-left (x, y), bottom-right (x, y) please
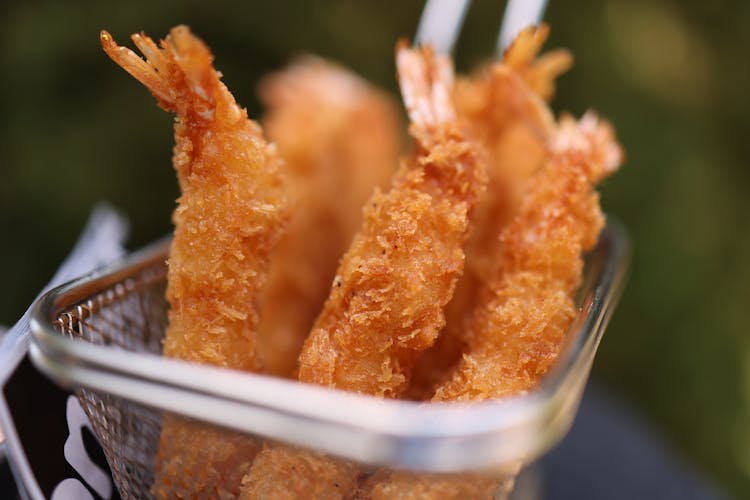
top-left (1, 0), bottom-right (748, 496)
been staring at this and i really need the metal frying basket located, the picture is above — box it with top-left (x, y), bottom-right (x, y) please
top-left (28, 221), bottom-right (629, 498)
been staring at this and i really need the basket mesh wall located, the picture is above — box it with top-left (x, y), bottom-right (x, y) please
top-left (47, 256), bottom-right (527, 498)
top-left (55, 262), bottom-right (168, 499)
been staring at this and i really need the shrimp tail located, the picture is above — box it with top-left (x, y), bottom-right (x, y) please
top-left (396, 41), bottom-right (456, 148)
top-left (503, 24), bottom-right (573, 101)
top-left (552, 111), bottom-right (624, 184)
top-left (100, 30), bottom-right (174, 109)
top-left (102, 26), bottom-right (234, 122)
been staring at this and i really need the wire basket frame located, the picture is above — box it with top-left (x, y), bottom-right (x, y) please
top-left (30, 221), bottom-right (629, 498)
top-left (55, 261), bottom-right (167, 498)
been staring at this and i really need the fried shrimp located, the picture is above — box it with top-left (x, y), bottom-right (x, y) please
top-left (455, 25), bottom-right (569, 286)
top-left (408, 25), bottom-right (566, 399)
top-left (435, 112), bottom-right (622, 401)
top-left (239, 43), bottom-right (488, 499)
top-left (295, 43), bottom-right (486, 396)
top-left (101, 26), bottom-right (287, 498)
top-left (361, 112), bottom-right (622, 499)
top-left (256, 56), bottom-right (401, 377)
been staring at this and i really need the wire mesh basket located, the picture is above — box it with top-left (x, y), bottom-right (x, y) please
top-left (29, 221), bottom-right (628, 498)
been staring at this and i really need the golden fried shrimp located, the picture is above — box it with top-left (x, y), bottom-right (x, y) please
top-left (362, 113), bottom-right (622, 500)
top-left (408, 26), bottom-right (563, 399)
top-left (455, 24), bottom-right (566, 282)
top-left (102, 26), bottom-right (287, 370)
top-left (294, 43), bottom-right (485, 395)
top-left (239, 43), bottom-right (488, 499)
top-left (256, 56), bottom-right (401, 377)
top-left (102, 26), bottom-right (287, 498)
top-left (435, 112), bottom-right (622, 401)
top-left (453, 64), bottom-right (556, 280)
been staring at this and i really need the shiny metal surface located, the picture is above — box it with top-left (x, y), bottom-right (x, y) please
top-left (28, 221), bottom-right (628, 495)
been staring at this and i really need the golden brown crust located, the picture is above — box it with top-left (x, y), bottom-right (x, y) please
top-left (240, 44), bottom-right (488, 499)
top-left (436, 111), bottom-right (622, 401)
top-left (364, 113), bottom-right (621, 499)
top-left (103, 26), bottom-right (288, 370)
top-left (152, 416), bottom-right (260, 499)
top-left (103, 26), bottom-right (288, 498)
top-left (256, 56), bottom-right (401, 377)
top-left (365, 27), bottom-right (620, 497)
top-left (239, 447), bottom-right (359, 500)
top-left (356, 469), bottom-right (517, 500)
top-left (104, 25), bottom-right (621, 499)
top-left (408, 27), bottom-right (561, 401)
top-left (295, 45), bottom-right (486, 396)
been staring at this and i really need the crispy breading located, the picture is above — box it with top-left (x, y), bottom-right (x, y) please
top-left (408, 25), bottom-right (562, 400)
top-left (151, 416), bottom-right (259, 499)
top-left (103, 23), bottom-right (621, 500)
top-left (356, 468), bottom-right (518, 500)
top-left (240, 446), bottom-right (360, 500)
top-left (293, 43), bottom-right (486, 395)
top-left (102, 26), bottom-right (288, 498)
top-left (435, 112), bottom-right (622, 401)
top-left (239, 43), bottom-right (488, 499)
top-left (363, 112), bottom-right (622, 499)
top-left (256, 56), bottom-right (401, 377)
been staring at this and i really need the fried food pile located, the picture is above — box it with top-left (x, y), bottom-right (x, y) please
top-left (240, 42), bottom-right (488, 499)
top-left (102, 23), bottom-right (622, 500)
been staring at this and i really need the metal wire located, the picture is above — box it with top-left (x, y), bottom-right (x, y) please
top-left (53, 264), bottom-right (167, 498)
top-left (415, 0), bottom-right (472, 53)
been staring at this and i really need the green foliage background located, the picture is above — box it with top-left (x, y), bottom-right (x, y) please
top-left (1, 0), bottom-right (748, 495)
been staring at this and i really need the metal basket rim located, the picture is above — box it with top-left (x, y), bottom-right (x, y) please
top-left (27, 219), bottom-right (630, 472)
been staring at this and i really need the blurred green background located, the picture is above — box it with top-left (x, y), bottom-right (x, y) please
top-left (1, 0), bottom-right (748, 496)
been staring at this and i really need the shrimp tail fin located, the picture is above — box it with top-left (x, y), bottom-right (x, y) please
top-left (396, 41), bottom-right (456, 147)
top-left (503, 24), bottom-right (573, 102)
top-left (102, 27), bottom-right (241, 124)
top-left (503, 24), bottom-right (551, 68)
top-left (100, 30), bottom-right (175, 110)
top-left (552, 112), bottom-right (624, 184)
